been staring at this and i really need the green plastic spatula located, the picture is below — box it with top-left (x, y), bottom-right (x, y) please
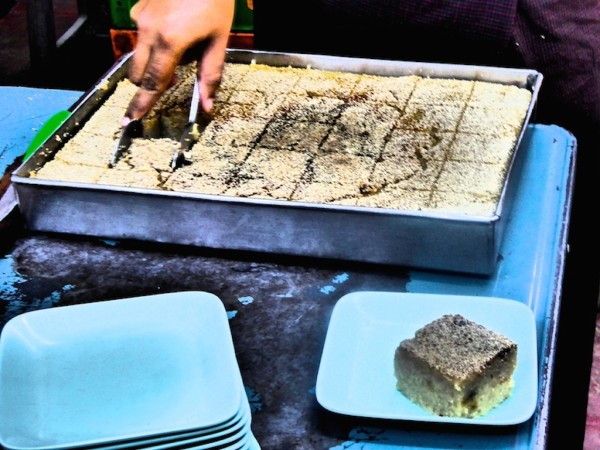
top-left (1, 110), bottom-right (72, 222)
top-left (23, 110), bottom-right (72, 161)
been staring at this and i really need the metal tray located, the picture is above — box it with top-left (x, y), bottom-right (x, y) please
top-left (11, 49), bottom-right (542, 275)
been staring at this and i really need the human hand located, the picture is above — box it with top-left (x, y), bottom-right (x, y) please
top-left (122, 0), bottom-right (235, 125)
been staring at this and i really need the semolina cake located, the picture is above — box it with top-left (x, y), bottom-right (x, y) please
top-left (30, 61), bottom-right (533, 216)
top-left (393, 314), bottom-right (517, 418)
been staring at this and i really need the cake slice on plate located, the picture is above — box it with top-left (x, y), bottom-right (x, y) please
top-left (394, 314), bottom-right (517, 418)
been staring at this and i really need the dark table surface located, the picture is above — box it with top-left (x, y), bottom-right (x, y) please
top-left (0, 87), bottom-right (578, 449)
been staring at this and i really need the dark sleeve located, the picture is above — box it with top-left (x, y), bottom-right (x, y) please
top-left (254, 0), bottom-right (518, 65)
top-left (321, 0), bottom-right (517, 45)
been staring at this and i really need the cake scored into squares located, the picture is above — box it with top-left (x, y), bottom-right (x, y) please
top-left (30, 60), bottom-right (533, 216)
top-left (394, 314), bottom-right (517, 418)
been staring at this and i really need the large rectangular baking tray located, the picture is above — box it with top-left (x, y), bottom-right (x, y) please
top-left (10, 49), bottom-right (542, 275)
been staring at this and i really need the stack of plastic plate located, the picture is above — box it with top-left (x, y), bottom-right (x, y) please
top-left (0, 291), bottom-right (260, 450)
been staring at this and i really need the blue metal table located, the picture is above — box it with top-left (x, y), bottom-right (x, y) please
top-left (0, 87), bottom-right (576, 449)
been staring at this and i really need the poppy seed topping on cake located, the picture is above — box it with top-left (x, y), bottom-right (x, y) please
top-left (393, 314), bottom-right (517, 418)
top-left (31, 61), bottom-right (532, 216)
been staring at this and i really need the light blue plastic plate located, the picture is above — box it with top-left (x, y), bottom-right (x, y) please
top-left (98, 385), bottom-right (252, 450)
top-left (316, 291), bottom-right (538, 426)
top-left (0, 291), bottom-right (243, 450)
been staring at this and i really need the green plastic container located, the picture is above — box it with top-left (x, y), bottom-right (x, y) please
top-left (232, 0), bottom-right (254, 32)
top-left (108, 0), bottom-right (136, 29)
top-left (109, 0), bottom-right (254, 31)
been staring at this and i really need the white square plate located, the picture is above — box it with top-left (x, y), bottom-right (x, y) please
top-left (99, 379), bottom-right (251, 450)
top-left (315, 291), bottom-right (538, 425)
top-left (0, 291), bottom-right (242, 450)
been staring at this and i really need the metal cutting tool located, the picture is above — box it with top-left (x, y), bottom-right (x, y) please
top-left (110, 78), bottom-right (204, 170)
top-left (171, 79), bottom-right (202, 170)
top-left (109, 118), bottom-right (143, 168)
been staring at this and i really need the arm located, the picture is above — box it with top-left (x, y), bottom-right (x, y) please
top-left (122, 0), bottom-right (235, 125)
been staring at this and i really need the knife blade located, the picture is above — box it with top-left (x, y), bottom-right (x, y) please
top-left (171, 79), bottom-right (202, 170)
top-left (109, 118), bottom-right (144, 168)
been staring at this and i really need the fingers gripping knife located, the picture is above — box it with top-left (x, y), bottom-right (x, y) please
top-left (110, 78), bottom-right (203, 169)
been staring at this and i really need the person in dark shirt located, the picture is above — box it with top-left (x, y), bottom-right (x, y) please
top-left (123, 0), bottom-right (599, 140)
